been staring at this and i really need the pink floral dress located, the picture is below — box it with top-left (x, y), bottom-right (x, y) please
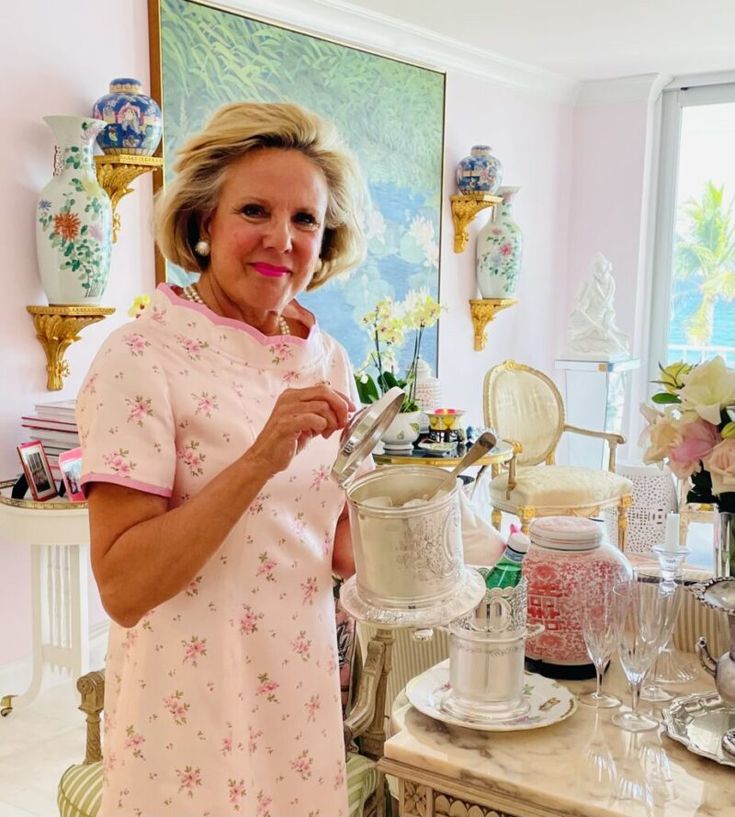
top-left (77, 284), bottom-right (358, 817)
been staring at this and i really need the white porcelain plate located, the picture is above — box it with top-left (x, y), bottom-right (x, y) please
top-left (406, 660), bottom-right (577, 732)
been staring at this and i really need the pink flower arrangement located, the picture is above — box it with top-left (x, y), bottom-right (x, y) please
top-left (640, 357), bottom-right (735, 509)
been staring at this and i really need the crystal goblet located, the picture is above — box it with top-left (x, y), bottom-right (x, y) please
top-left (613, 574), bottom-right (678, 732)
top-left (577, 580), bottom-right (630, 708)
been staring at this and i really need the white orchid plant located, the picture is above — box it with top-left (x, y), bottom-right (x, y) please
top-left (640, 356), bottom-right (735, 510)
top-left (355, 289), bottom-right (441, 413)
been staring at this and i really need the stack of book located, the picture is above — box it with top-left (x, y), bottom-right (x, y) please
top-left (21, 399), bottom-right (79, 483)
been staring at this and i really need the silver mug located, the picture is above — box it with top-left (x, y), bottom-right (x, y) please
top-left (444, 578), bottom-right (544, 722)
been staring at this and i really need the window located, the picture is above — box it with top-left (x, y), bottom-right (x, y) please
top-left (648, 79), bottom-right (735, 568)
top-left (649, 81), bottom-right (735, 375)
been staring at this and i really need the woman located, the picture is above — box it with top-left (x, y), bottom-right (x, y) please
top-left (77, 102), bottom-right (368, 816)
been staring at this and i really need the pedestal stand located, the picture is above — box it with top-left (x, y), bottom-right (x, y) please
top-left (555, 357), bottom-right (640, 468)
top-left (0, 481), bottom-right (91, 715)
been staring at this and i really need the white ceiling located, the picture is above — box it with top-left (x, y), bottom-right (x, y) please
top-left (332, 0), bottom-right (735, 81)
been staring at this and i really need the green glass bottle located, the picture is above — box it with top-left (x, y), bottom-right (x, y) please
top-left (484, 525), bottom-right (529, 589)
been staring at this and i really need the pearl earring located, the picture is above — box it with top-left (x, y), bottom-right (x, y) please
top-left (194, 239), bottom-right (211, 257)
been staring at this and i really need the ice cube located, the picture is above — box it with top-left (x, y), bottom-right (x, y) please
top-left (401, 498), bottom-right (429, 508)
top-left (362, 496), bottom-right (393, 508)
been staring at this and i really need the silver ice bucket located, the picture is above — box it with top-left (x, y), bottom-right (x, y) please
top-left (444, 578), bottom-right (543, 721)
top-left (333, 387), bottom-right (485, 628)
top-left (346, 466), bottom-right (463, 608)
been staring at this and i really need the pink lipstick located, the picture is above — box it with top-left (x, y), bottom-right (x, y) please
top-left (253, 263), bottom-right (289, 277)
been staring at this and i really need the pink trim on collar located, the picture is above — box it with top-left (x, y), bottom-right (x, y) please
top-left (159, 283), bottom-right (315, 346)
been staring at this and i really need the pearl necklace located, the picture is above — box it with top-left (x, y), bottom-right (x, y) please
top-left (181, 285), bottom-right (290, 336)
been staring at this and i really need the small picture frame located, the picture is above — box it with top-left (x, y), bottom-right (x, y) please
top-left (17, 440), bottom-right (58, 501)
top-left (59, 447), bottom-right (85, 503)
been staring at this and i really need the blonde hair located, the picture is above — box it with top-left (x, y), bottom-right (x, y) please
top-left (155, 102), bottom-right (367, 289)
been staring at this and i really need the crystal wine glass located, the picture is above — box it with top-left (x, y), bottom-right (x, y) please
top-left (613, 732), bottom-right (653, 809)
top-left (581, 710), bottom-right (617, 794)
top-left (577, 579), bottom-right (630, 708)
top-left (612, 574), bottom-right (678, 732)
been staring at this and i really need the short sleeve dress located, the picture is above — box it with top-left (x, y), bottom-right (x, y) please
top-left (77, 284), bottom-right (357, 817)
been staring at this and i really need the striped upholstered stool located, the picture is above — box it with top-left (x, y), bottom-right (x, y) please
top-left (58, 752), bottom-right (377, 817)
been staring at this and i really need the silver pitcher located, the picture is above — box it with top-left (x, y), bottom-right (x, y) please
top-left (443, 577), bottom-right (543, 722)
top-left (691, 577), bottom-right (735, 756)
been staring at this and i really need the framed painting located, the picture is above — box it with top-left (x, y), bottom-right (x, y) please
top-left (148, 0), bottom-right (446, 373)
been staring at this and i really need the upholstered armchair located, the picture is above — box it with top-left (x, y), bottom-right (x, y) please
top-left (483, 360), bottom-right (634, 547)
top-left (57, 627), bottom-right (393, 817)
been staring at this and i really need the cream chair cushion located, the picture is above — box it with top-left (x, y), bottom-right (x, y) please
top-left (490, 465), bottom-right (632, 511)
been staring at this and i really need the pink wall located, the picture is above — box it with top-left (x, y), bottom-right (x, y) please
top-left (566, 101), bottom-right (649, 351)
top-left (1, 1), bottom-right (576, 667)
top-left (564, 99), bottom-right (652, 459)
top-left (439, 73), bottom-right (574, 428)
top-left (1, 0), bottom-right (155, 667)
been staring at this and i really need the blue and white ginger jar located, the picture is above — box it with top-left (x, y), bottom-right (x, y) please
top-left (92, 78), bottom-right (162, 156)
top-left (456, 145), bottom-right (503, 194)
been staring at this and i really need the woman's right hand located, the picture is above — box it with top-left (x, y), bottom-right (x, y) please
top-left (248, 385), bottom-right (355, 475)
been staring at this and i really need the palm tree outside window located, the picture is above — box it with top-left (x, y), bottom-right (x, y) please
top-left (649, 81), bottom-right (735, 375)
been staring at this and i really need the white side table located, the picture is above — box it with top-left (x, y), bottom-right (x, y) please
top-left (555, 357), bottom-right (640, 469)
top-left (603, 463), bottom-right (678, 554)
top-left (0, 480), bottom-right (91, 715)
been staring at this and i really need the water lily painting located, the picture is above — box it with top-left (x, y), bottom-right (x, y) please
top-left (149, 0), bottom-right (445, 372)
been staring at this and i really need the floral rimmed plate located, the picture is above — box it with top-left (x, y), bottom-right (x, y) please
top-left (405, 659), bottom-right (577, 732)
top-left (418, 440), bottom-right (456, 454)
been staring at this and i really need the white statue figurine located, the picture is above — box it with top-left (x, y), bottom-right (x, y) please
top-left (566, 253), bottom-right (630, 360)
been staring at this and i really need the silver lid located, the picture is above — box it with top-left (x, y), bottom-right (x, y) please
top-left (331, 386), bottom-right (405, 487)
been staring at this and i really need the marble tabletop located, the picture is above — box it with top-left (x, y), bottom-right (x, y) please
top-left (384, 660), bottom-right (735, 817)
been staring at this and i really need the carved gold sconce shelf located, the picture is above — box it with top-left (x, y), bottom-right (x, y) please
top-left (94, 154), bottom-right (163, 243)
top-left (469, 298), bottom-right (517, 351)
top-left (450, 193), bottom-right (502, 253)
top-left (27, 305), bottom-right (115, 391)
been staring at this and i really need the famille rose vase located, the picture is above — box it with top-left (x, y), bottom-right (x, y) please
top-left (35, 116), bottom-right (112, 305)
top-left (522, 516), bottom-right (632, 680)
top-left (476, 186), bottom-right (522, 298)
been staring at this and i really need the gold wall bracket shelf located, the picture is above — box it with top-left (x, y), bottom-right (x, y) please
top-left (94, 154), bottom-right (163, 243)
top-left (450, 193), bottom-right (502, 253)
top-left (27, 305), bottom-right (115, 391)
top-left (469, 298), bottom-right (517, 351)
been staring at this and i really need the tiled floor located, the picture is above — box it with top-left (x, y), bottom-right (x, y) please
top-left (0, 677), bottom-right (85, 817)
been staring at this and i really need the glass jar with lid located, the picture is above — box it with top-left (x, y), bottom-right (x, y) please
top-left (522, 516), bottom-right (632, 679)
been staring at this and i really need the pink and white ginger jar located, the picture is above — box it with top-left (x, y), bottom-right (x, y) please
top-left (522, 516), bottom-right (632, 679)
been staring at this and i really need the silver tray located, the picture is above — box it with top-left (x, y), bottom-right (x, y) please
top-left (663, 691), bottom-right (735, 768)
